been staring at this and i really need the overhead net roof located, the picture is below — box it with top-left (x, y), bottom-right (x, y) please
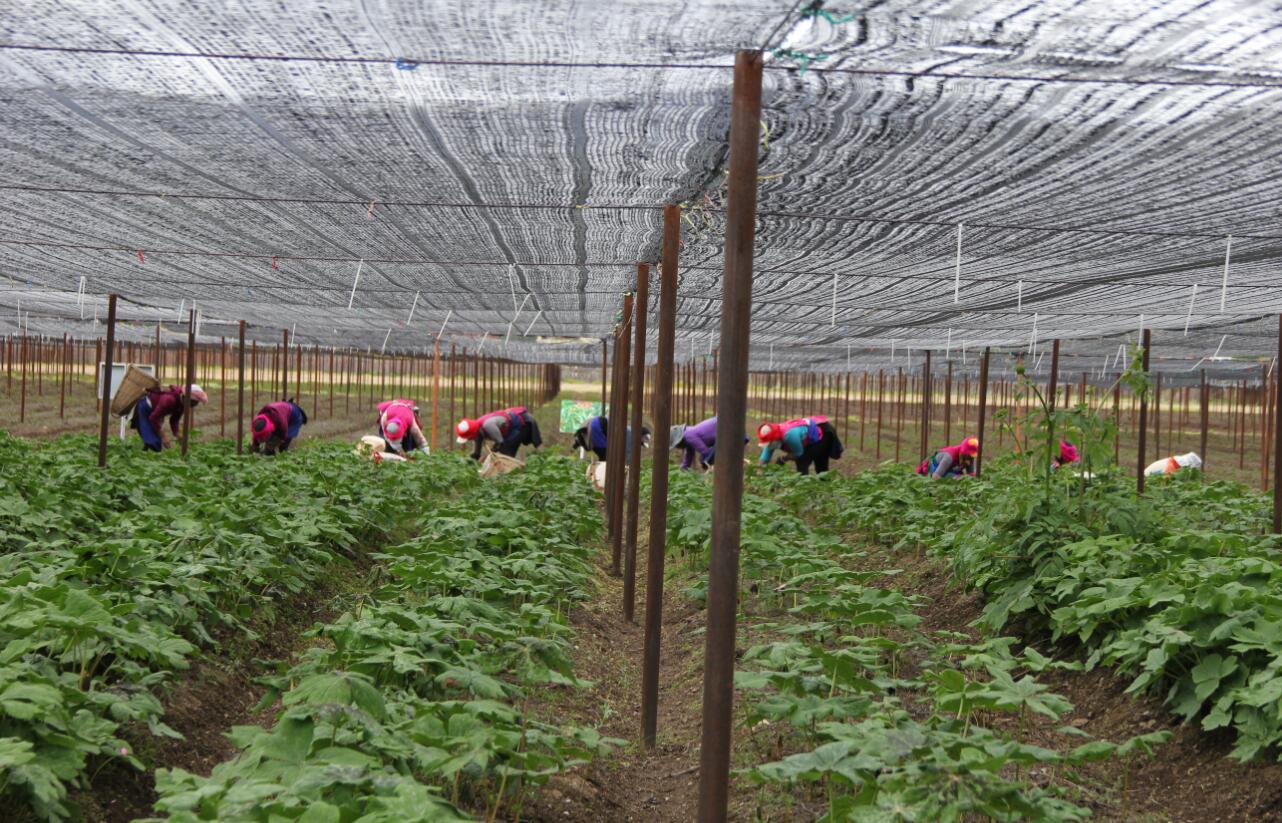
top-left (1, 0), bottom-right (1280, 380)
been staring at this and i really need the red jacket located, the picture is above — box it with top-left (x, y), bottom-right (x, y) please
top-left (147, 386), bottom-right (186, 436)
top-left (477, 406), bottom-right (527, 436)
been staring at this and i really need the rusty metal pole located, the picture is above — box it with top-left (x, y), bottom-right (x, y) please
top-left (876, 368), bottom-right (885, 461)
top-left (642, 205), bottom-right (679, 747)
top-left (431, 337), bottom-right (441, 451)
top-left (919, 351), bottom-right (931, 459)
top-left (1273, 317), bottom-right (1282, 531)
top-left (237, 321), bottom-right (246, 455)
top-left (944, 360), bottom-right (952, 444)
top-left (19, 334), bottom-right (27, 423)
top-left (1048, 339), bottom-right (1060, 416)
top-left (624, 263), bottom-right (650, 623)
top-left (96, 294), bottom-right (118, 468)
top-left (601, 339), bottom-right (608, 409)
top-left (181, 309), bottom-right (196, 457)
top-left (623, 262), bottom-right (651, 620)
top-left (698, 49), bottom-right (761, 823)
top-left (59, 333), bottom-right (67, 419)
top-left (976, 348), bottom-right (990, 477)
top-left (1200, 369), bottom-right (1209, 476)
top-left (607, 295), bottom-right (633, 569)
top-left (1137, 329), bottom-right (1151, 494)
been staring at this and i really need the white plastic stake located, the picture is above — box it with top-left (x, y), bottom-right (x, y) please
top-left (1184, 284), bottom-right (1198, 335)
top-left (890, 339), bottom-right (896, 365)
top-left (846, 343), bottom-right (851, 371)
top-left (1220, 235), bottom-right (1232, 312)
top-left (769, 342), bottom-right (774, 371)
top-left (77, 277), bottom-right (87, 319)
top-left (477, 333), bottom-right (489, 355)
top-left (1212, 334), bottom-right (1226, 360)
top-left (1017, 280), bottom-right (1023, 313)
top-left (407, 291), bottom-right (420, 325)
top-left (523, 309), bottom-right (543, 337)
top-left (436, 309), bottom-right (452, 341)
top-left (348, 260), bottom-right (364, 309)
top-left (1028, 312), bottom-right (1038, 354)
top-left (177, 298), bottom-right (185, 321)
top-left (380, 328), bottom-right (392, 354)
top-left (831, 272), bottom-right (838, 327)
top-left (505, 293), bottom-right (532, 344)
top-left (953, 223), bottom-right (963, 303)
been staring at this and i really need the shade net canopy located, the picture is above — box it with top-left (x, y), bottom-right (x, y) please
top-left (1, 0), bottom-right (1280, 380)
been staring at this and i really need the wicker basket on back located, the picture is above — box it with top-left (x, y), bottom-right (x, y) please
top-left (109, 366), bottom-right (160, 417)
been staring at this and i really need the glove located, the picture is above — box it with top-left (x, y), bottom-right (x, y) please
top-left (419, 446), bottom-right (430, 454)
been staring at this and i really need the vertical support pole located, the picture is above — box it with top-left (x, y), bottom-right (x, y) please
top-left (219, 337), bottom-right (227, 437)
top-left (1200, 369), bottom-right (1209, 476)
top-left (919, 352), bottom-right (931, 460)
top-left (601, 339), bottom-right (608, 410)
top-left (449, 344), bottom-right (457, 449)
top-left (237, 321), bottom-right (246, 455)
top-left (181, 309), bottom-right (196, 457)
top-left (1137, 329), bottom-right (1151, 494)
top-left (876, 369), bottom-right (885, 461)
top-left (963, 374), bottom-right (970, 430)
top-left (59, 333), bottom-right (68, 419)
top-left (976, 348), bottom-right (990, 477)
top-left (329, 347), bottom-right (336, 419)
top-left (1048, 339), bottom-right (1061, 415)
top-left (280, 328), bottom-right (289, 400)
top-left (944, 360), bottom-right (952, 444)
top-left (1274, 316), bottom-right (1282, 531)
top-left (1113, 379), bottom-right (1121, 464)
top-left (251, 340), bottom-right (258, 412)
top-left (698, 50), bottom-right (760, 823)
top-left (624, 264), bottom-right (650, 623)
top-left (19, 334), bottom-right (27, 423)
top-left (97, 294), bottom-right (118, 468)
top-left (606, 295), bottom-right (633, 565)
top-left (1154, 372), bottom-right (1163, 459)
top-left (843, 371), bottom-right (851, 446)
top-left (859, 372), bottom-right (867, 451)
top-left (431, 337), bottom-right (442, 452)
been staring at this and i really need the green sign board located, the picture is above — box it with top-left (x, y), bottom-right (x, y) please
top-left (560, 400), bottom-right (604, 433)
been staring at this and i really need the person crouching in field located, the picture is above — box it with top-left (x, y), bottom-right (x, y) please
top-left (131, 383), bottom-right (207, 452)
top-left (918, 436), bottom-right (979, 479)
top-left (456, 406), bottom-right (542, 461)
top-left (757, 415), bottom-right (843, 475)
top-left (572, 415), bottom-right (651, 461)
top-left (378, 398), bottom-right (429, 457)
top-left (251, 399), bottom-right (307, 455)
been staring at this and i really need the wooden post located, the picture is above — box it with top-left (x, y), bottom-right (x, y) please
top-left (606, 294), bottom-right (633, 567)
top-left (843, 371), bottom-right (852, 446)
top-left (19, 334), bottom-right (27, 423)
top-left (859, 372), bottom-right (868, 451)
top-left (642, 206), bottom-right (680, 746)
top-left (237, 322), bottom-right (246, 454)
top-left (1048, 339), bottom-right (1060, 415)
top-left (976, 348), bottom-right (990, 477)
top-left (1274, 316), bottom-right (1282, 530)
top-left (1138, 330), bottom-right (1151, 494)
top-left (944, 360), bottom-right (952, 444)
top-left (698, 50), bottom-right (761, 823)
top-left (448, 343), bottom-right (457, 449)
top-left (1154, 372), bottom-right (1163, 460)
top-left (431, 337), bottom-right (442, 451)
top-left (1200, 369), bottom-right (1209, 476)
top-left (58, 333), bottom-right (67, 419)
top-left (624, 264), bottom-right (650, 623)
top-left (1114, 380), bottom-right (1122, 464)
top-left (919, 351), bottom-right (931, 460)
top-left (181, 310), bottom-right (196, 457)
top-left (97, 294), bottom-right (118, 468)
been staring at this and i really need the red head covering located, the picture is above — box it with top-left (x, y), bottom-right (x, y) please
top-left (251, 414), bottom-right (275, 444)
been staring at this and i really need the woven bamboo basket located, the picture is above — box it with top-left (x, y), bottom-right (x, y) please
top-left (479, 452), bottom-right (524, 478)
top-left (110, 366), bottom-right (160, 417)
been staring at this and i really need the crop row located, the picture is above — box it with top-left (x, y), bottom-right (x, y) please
top-left (781, 458), bottom-right (1282, 764)
top-left (0, 435), bottom-right (476, 820)
top-left (148, 453), bottom-right (620, 821)
top-left (662, 468), bottom-right (1163, 821)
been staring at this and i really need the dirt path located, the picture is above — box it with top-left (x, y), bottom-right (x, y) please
top-left (848, 539), bottom-right (1282, 823)
top-left (522, 528), bottom-right (709, 823)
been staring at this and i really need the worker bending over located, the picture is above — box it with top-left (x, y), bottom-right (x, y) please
top-left (572, 415), bottom-right (651, 461)
top-left (757, 415), bottom-right (843, 475)
top-left (378, 398), bottom-right (429, 457)
top-left (456, 406), bottom-right (543, 461)
top-left (918, 436), bottom-right (979, 479)
top-left (1051, 440), bottom-right (1080, 471)
top-left (251, 399), bottom-right (308, 455)
top-left (131, 383), bottom-right (207, 452)
top-left (671, 416), bottom-right (720, 471)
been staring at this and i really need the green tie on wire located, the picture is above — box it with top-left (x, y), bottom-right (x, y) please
top-left (802, 8), bottom-right (857, 25)
top-left (771, 49), bottom-right (830, 75)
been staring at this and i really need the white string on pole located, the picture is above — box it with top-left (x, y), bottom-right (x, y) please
top-left (407, 291), bottom-right (420, 325)
top-left (1184, 284), bottom-right (1198, 335)
top-left (436, 309), bottom-right (452, 341)
top-left (1220, 235), bottom-right (1232, 312)
top-left (523, 309), bottom-right (543, 337)
top-left (347, 259), bottom-right (364, 309)
top-left (953, 222), bottom-right (963, 303)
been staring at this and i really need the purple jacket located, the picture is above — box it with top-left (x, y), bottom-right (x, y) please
top-left (680, 417), bottom-right (718, 469)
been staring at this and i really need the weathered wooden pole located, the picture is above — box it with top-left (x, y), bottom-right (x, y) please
top-left (976, 348), bottom-right (990, 477)
top-left (19, 334), bottom-right (27, 423)
top-left (97, 294), bottom-right (118, 467)
top-left (606, 294), bottom-right (633, 567)
top-left (697, 50), bottom-right (760, 823)
top-left (1200, 369), bottom-right (1209, 475)
top-left (1154, 372), bottom-right (1163, 459)
top-left (1048, 339), bottom-right (1060, 416)
top-left (876, 368), bottom-right (884, 460)
top-left (237, 322), bottom-right (246, 455)
top-left (1114, 379), bottom-right (1122, 464)
top-left (919, 351), bottom-right (931, 459)
top-left (624, 263), bottom-right (650, 623)
top-left (1274, 317), bottom-right (1282, 531)
top-left (643, 207), bottom-right (679, 748)
top-left (58, 333), bottom-right (68, 419)
top-left (180, 310), bottom-right (196, 457)
top-left (431, 337), bottom-right (442, 452)
top-left (1137, 329), bottom-right (1152, 494)
top-left (944, 360), bottom-right (953, 444)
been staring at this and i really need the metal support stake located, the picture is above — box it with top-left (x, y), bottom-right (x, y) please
top-left (698, 49), bottom-right (761, 823)
top-left (97, 295), bottom-right (118, 467)
top-left (237, 321), bottom-right (246, 455)
top-left (976, 348), bottom-right (990, 477)
top-left (1137, 329), bottom-right (1152, 494)
top-left (1200, 369), bottom-right (1209, 476)
top-left (624, 264), bottom-right (650, 623)
top-left (1273, 317), bottom-right (1282, 530)
top-left (642, 205), bottom-right (679, 747)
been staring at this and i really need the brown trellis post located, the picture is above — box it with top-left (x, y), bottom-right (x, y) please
top-left (448, 343), bottom-right (457, 449)
top-left (606, 296), bottom-right (633, 555)
top-left (976, 348), bottom-right (990, 477)
top-left (96, 295), bottom-right (118, 468)
top-left (642, 204), bottom-right (680, 748)
top-left (181, 310), bottom-right (196, 457)
top-left (59, 333), bottom-right (68, 419)
top-left (237, 322), bottom-right (246, 455)
top-left (1275, 316), bottom-right (1282, 530)
top-left (944, 360), bottom-right (952, 444)
top-left (1048, 339), bottom-right (1060, 415)
top-left (918, 354), bottom-right (931, 461)
top-left (698, 50), bottom-right (760, 823)
top-left (219, 337), bottom-right (227, 437)
top-left (19, 334), bottom-right (27, 423)
top-left (251, 341), bottom-right (258, 412)
top-left (431, 337), bottom-right (442, 452)
top-left (1138, 330), bottom-right (1152, 494)
top-left (1200, 369), bottom-right (1209, 476)
top-left (624, 264), bottom-right (650, 623)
